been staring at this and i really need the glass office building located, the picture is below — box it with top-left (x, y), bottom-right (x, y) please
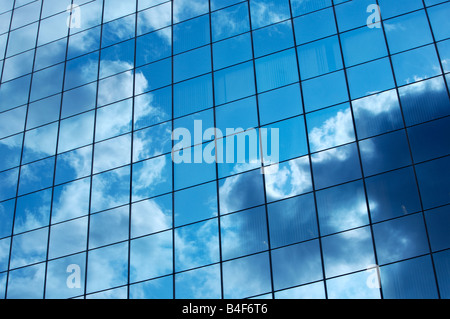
top-left (0, 0), bottom-right (449, 299)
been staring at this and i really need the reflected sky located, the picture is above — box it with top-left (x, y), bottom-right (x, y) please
top-left (0, 0), bottom-right (449, 299)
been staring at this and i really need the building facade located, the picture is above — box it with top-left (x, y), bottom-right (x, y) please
top-left (0, 0), bottom-right (449, 299)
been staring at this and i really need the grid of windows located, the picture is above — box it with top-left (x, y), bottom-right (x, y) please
top-left (0, 0), bottom-right (450, 299)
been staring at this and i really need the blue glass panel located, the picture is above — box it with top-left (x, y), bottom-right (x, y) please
top-left (425, 205), bottom-right (450, 252)
top-left (48, 217), bottom-right (88, 259)
top-left (130, 276), bottom-right (173, 299)
top-left (221, 206), bottom-right (268, 260)
top-left (398, 76), bottom-right (450, 126)
top-left (374, 214), bottom-right (430, 265)
top-left (298, 36), bottom-right (342, 80)
top-left (267, 193), bottom-right (318, 248)
top-left (366, 167), bottom-right (422, 223)
top-left (211, 2), bottom-right (249, 42)
top-left (175, 264), bottom-right (221, 299)
top-left (317, 180), bottom-right (369, 236)
top-left (322, 227), bottom-right (375, 278)
top-left (86, 242), bottom-right (128, 294)
top-left (359, 130), bottom-right (411, 176)
top-left (272, 240), bottom-right (323, 290)
top-left (175, 219), bottom-right (220, 271)
top-left (223, 252), bottom-right (271, 298)
top-left (255, 49), bottom-right (299, 93)
top-left (7, 263), bottom-right (45, 299)
top-left (380, 256), bottom-right (438, 299)
top-left (214, 61), bottom-right (255, 105)
top-left (213, 33), bottom-right (252, 70)
top-left (0, 200), bottom-right (15, 238)
top-left (433, 250), bottom-right (450, 299)
top-left (219, 169), bottom-right (265, 214)
top-left (311, 143), bottom-right (362, 190)
top-left (175, 181), bottom-right (218, 227)
top-left (258, 83), bottom-right (303, 125)
top-left (14, 189), bottom-right (52, 234)
top-left (416, 156), bottom-right (450, 210)
top-left (384, 10), bottom-right (433, 54)
top-left (131, 193), bottom-right (172, 238)
top-left (293, 8), bottom-right (336, 44)
top-left (130, 230), bottom-right (173, 282)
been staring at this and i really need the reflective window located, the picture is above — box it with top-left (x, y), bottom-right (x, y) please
top-left (131, 194), bottom-right (172, 238)
top-left (219, 169), bottom-right (265, 214)
top-left (366, 167), bottom-right (422, 223)
top-left (392, 45), bottom-right (441, 86)
top-left (384, 10), bottom-right (433, 54)
top-left (416, 156), bottom-right (450, 210)
top-left (130, 230), bottom-right (173, 282)
top-left (352, 89), bottom-right (403, 139)
top-left (7, 263), bottom-right (46, 299)
top-left (174, 46), bottom-right (211, 82)
top-left (322, 227), bottom-right (375, 278)
top-left (52, 177), bottom-right (91, 223)
top-left (359, 130), bottom-right (411, 177)
top-left (10, 228), bottom-right (48, 269)
top-left (18, 157), bottom-right (55, 196)
top-left (272, 240), bottom-right (323, 290)
top-left (307, 103), bottom-right (355, 153)
top-left (347, 58), bottom-right (395, 100)
top-left (89, 206), bottom-right (129, 248)
top-left (380, 256), bottom-right (439, 299)
top-left (48, 217), bottom-right (88, 259)
top-left (222, 252), bottom-right (271, 298)
top-left (373, 214), bottom-right (430, 265)
top-left (293, 8), bottom-right (336, 44)
top-left (175, 219), bottom-right (220, 272)
top-left (250, 0), bottom-right (290, 29)
top-left (407, 117), bottom-right (450, 163)
top-left (428, 2), bottom-right (450, 41)
top-left (255, 49), bottom-right (299, 93)
top-left (213, 33), bottom-right (252, 70)
top-left (136, 27), bottom-right (172, 67)
top-left (317, 180), bottom-right (369, 236)
top-left (14, 189), bottom-right (52, 234)
top-left (398, 76), bottom-right (450, 126)
top-left (45, 253), bottom-right (86, 299)
top-left (221, 206), bottom-right (268, 260)
top-left (175, 264), bottom-right (221, 299)
top-left (425, 205), bottom-right (450, 252)
top-left (174, 181), bottom-right (218, 227)
top-left (91, 165), bottom-right (130, 213)
top-left (258, 83), bottom-right (302, 125)
top-left (253, 20), bottom-right (293, 58)
top-left (267, 193), bottom-right (317, 248)
top-left (132, 154), bottom-right (172, 201)
top-left (341, 26), bottom-right (387, 67)
top-left (130, 275), bottom-right (173, 299)
top-left (433, 250), bottom-right (450, 299)
top-left (214, 61), bottom-right (255, 105)
top-left (302, 71), bottom-right (349, 112)
top-left (0, 200), bottom-right (15, 239)
top-left (86, 242), bottom-right (128, 294)
top-left (311, 143), bottom-right (362, 190)
top-left (174, 14), bottom-right (209, 54)
top-left (174, 74), bottom-right (213, 117)
top-left (327, 270), bottom-right (380, 299)
top-left (134, 87), bottom-right (172, 130)
top-left (211, 2), bottom-right (249, 42)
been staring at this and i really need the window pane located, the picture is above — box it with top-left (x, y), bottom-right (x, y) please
top-left (220, 206), bottom-right (268, 260)
top-left (322, 227), bottom-right (375, 278)
top-left (373, 214), bottom-right (430, 265)
top-left (267, 193), bottom-right (318, 248)
top-left (380, 256), bottom-right (438, 299)
top-left (316, 180), bottom-right (369, 236)
top-left (366, 167), bottom-right (421, 223)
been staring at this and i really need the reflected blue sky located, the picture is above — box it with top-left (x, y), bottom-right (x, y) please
top-left (0, 0), bottom-right (449, 300)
